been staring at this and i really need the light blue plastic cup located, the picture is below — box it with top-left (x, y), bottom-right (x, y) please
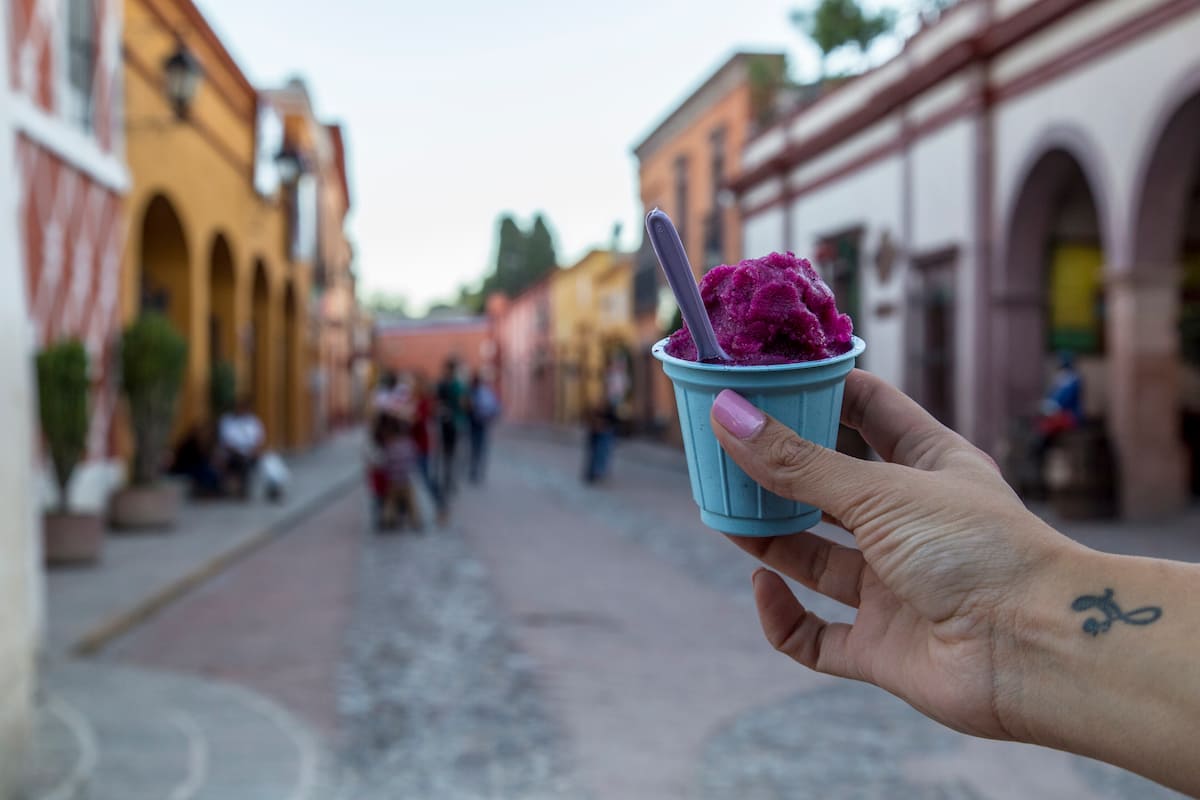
top-left (653, 336), bottom-right (866, 536)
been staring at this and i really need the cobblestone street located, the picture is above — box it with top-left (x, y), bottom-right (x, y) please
top-left (96, 427), bottom-right (1190, 799)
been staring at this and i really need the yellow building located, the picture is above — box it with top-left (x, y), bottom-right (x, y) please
top-left (549, 249), bottom-right (635, 423)
top-left (264, 81), bottom-right (359, 436)
top-left (121, 0), bottom-right (311, 449)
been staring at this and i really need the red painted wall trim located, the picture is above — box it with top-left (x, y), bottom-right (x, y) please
top-left (992, 0), bottom-right (1200, 102)
top-left (740, 93), bottom-right (983, 219)
top-left (738, 0), bottom-right (1195, 217)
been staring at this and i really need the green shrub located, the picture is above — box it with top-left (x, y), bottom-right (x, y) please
top-left (36, 340), bottom-right (90, 512)
top-left (121, 313), bottom-right (187, 485)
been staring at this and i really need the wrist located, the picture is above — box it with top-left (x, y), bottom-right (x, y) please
top-left (993, 539), bottom-right (1200, 785)
top-left (991, 537), bottom-right (1106, 746)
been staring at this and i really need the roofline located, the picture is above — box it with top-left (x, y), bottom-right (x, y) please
top-left (631, 50), bottom-right (786, 161)
top-left (730, 0), bottom-right (1097, 194)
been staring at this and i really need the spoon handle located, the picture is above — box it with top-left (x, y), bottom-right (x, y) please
top-left (645, 209), bottom-right (729, 362)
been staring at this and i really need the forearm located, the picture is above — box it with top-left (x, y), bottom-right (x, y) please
top-left (1000, 542), bottom-right (1200, 795)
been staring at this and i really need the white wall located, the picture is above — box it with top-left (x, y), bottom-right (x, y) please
top-left (789, 156), bottom-right (906, 388)
top-left (911, 118), bottom-right (979, 437)
top-left (742, 206), bottom-right (786, 260)
top-left (993, 9), bottom-right (1200, 272)
top-left (0, 7), bottom-right (41, 797)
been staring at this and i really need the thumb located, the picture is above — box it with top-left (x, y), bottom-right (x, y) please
top-left (710, 389), bottom-right (890, 527)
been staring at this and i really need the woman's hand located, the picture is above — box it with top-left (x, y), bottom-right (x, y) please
top-left (710, 369), bottom-right (1079, 741)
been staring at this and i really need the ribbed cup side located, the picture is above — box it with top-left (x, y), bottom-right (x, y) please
top-left (654, 337), bottom-right (864, 536)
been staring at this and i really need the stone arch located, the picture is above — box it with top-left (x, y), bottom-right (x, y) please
top-left (207, 232), bottom-right (237, 364)
top-left (138, 193), bottom-right (191, 334)
top-left (283, 281), bottom-right (302, 448)
top-left (207, 232), bottom-right (237, 422)
top-left (995, 139), bottom-right (1109, 453)
top-left (1132, 64), bottom-right (1200, 269)
top-left (1123, 73), bottom-right (1200, 511)
top-left (138, 193), bottom-right (194, 433)
top-left (250, 258), bottom-right (273, 439)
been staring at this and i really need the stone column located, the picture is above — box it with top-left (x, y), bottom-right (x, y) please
top-left (1106, 269), bottom-right (1189, 518)
top-left (990, 287), bottom-right (1046, 452)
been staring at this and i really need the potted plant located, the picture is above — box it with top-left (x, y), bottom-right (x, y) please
top-left (110, 312), bottom-right (188, 530)
top-left (37, 340), bottom-right (104, 563)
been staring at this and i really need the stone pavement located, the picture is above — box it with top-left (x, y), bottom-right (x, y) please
top-left (454, 426), bottom-right (1191, 799)
top-left (21, 429), bottom-right (363, 800)
top-left (45, 428), bottom-right (362, 658)
top-left (21, 422), bottom-right (1197, 799)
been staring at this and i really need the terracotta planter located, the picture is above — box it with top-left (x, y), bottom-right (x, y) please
top-left (44, 512), bottom-right (104, 565)
top-left (109, 481), bottom-right (184, 532)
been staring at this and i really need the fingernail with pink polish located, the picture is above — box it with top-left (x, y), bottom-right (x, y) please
top-left (712, 390), bottom-right (765, 440)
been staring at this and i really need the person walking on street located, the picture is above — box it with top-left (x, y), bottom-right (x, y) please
top-left (411, 373), bottom-right (441, 510)
top-left (467, 371), bottom-right (500, 483)
top-left (435, 358), bottom-right (467, 512)
top-left (582, 401), bottom-right (617, 484)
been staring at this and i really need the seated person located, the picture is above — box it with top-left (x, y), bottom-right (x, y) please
top-left (219, 397), bottom-right (265, 498)
top-left (169, 422), bottom-right (221, 497)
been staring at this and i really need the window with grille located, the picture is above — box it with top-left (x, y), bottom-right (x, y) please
top-left (65, 0), bottom-right (96, 131)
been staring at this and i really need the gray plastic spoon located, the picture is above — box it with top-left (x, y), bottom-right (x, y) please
top-left (645, 208), bottom-right (730, 363)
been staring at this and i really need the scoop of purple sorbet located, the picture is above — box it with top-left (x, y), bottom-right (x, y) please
top-left (664, 252), bottom-right (853, 365)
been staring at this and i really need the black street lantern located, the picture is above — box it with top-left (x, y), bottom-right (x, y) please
top-left (274, 146), bottom-right (304, 184)
top-left (162, 43), bottom-right (202, 119)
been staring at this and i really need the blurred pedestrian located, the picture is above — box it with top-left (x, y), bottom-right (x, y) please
top-left (435, 358), bottom-right (467, 509)
top-left (374, 414), bottom-right (421, 531)
top-left (364, 413), bottom-right (389, 527)
top-left (372, 370), bottom-right (413, 420)
top-left (169, 421), bottom-right (222, 497)
top-left (467, 371), bottom-right (500, 483)
top-left (1035, 351), bottom-right (1083, 461)
top-left (218, 396), bottom-right (265, 499)
top-left (583, 401), bottom-right (617, 484)
top-left (411, 373), bottom-right (442, 510)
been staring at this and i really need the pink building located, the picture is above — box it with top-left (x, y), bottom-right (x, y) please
top-left (493, 279), bottom-right (555, 424)
top-left (374, 315), bottom-right (498, 387)
top-left (10, 0), bottom-right (128, 509)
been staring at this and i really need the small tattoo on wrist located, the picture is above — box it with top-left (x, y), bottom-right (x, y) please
top-left (1071, 588), bottom-right (1162, 637)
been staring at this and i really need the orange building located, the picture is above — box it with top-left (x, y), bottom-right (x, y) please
top-left (374, 316), bottom-right (498, 387)
top-left (629, 51), bottom-right (787, 437)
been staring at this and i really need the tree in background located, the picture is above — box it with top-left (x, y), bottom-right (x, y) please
top-left (492, 215), bottom-right (527, 295)
top-left (365, 291), bottom-right (412, 319)
top-left (481, 212), bottom-right (560, 299)
top-left (792, 0), bottom-right (896, 76)
top-left (524, 214), bottom-right (558, 287)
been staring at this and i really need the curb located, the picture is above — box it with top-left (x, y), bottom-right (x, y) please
top-left (71, 471), bottom-right (362, 657)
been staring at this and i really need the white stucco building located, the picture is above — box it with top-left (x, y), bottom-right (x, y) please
top-left (0, 7), bottom-right (41, 797)
top-left (733, 0), bottom-right (1200, 518)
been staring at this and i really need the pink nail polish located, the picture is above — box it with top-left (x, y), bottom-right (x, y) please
top-left (712, 390), bottom-right (765, 440)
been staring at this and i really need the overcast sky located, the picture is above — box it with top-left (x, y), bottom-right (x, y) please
top-left (196, 0), bottom-right (913, 313)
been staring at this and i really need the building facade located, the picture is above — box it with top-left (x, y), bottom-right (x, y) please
top-left (121, 0), bottom-right (310, 450)
top-left (549, 249), bottom-right (634, 424)
top-left (374, 316), bottom-right (498, 388)
top-left (14, 0), bottom-right (128, 511)
top-left (3, 0), bottom-right (125, 789)
top-left (630, 51), bottom-right (787, 437)
top-left (733, 0), bottom-right (1200, 517)
top-left (265, 80), bottom-right (358, 439)
top-left (493, 278), bottom-right (555, 424)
